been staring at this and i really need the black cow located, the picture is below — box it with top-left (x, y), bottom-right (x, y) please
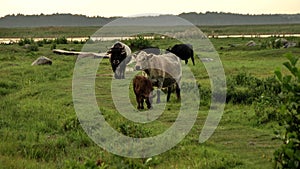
top-left (107, 41), bottom-right (132, 79)
top-left (141, 47), bottom-right (161, 55)
top-left (167, 44), bottom-right (195, 65)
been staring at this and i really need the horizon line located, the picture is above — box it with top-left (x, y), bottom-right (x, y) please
top-left (1, 11), bottom-right (300, 18)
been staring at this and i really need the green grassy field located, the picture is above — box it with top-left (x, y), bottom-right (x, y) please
top-left (1, 24), bottom-right (300, 38)
top-left (0, 27), bottom-right (300, 168)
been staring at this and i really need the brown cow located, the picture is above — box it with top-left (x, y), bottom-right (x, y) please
top-left (133, 75), bottom-right (154, 110)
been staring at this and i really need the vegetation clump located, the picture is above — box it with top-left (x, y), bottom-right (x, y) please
top-left (273, 53), bottom-right (300, 169)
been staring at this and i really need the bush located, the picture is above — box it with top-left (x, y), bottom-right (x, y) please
top-left (127, 36), bottom-right (151, 51)
top-left (26, 44), bottom-right (39, 52)
top-left (18, 38), bottom-right (34, 46)
top-left (54, 37), bottom-right (68, 44)
top-left (118, 123), bottom-right (152, 138)
top-left (273, 53), bottom-right (300, 169)
top-left (226, 72), bottom-right (282, 105)
top-left (50, 43), bottom-right (56, 50)
top-left (253, 76), bottom-right (282, 124)
top-left (226, 72), bottom-right (262, 104)
top-left (260, 40), bottom-right (269, 49)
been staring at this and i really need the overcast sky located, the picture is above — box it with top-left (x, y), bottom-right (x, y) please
top-left (1, 0), bottom-right (300, 17)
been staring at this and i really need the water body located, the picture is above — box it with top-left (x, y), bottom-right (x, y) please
top-left (1, 34), bottom-right (300, 44)
top-left (0, 37), bottom-right (132, 44)
top-left (208, 34), bottom-right (300, 38)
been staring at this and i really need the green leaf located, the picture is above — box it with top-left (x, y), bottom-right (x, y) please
top-left (284, 53), bottom-right (299, 66)
top-left (283, 62), bottom-right (293, 74)
top-left (296, 71), bottom-right (300, 82)
top-left (283, 75), bottom-right (292, 84)
top-left (275, 69), bottom-right (283, 82)
top-left (285, 148), bottom-right (294, 159)
top-left (295, 150), bottom-right (300, 160)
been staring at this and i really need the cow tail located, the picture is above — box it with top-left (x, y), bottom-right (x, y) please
top-left (191, 49), bottom-right (195, 65)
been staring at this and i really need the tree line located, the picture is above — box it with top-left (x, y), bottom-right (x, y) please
top-left (1, 12), bottom-right (300, 27)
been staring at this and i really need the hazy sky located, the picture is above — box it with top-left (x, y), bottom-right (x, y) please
top-left (1, 0), bottom-right (300, 17)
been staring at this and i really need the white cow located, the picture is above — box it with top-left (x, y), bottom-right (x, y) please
top-left (134, 51), bottom-right (182, 103)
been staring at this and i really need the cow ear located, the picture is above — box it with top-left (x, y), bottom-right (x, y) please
top-left (106, 49), bottom-right (112, 55)
top-left (148, 54), bottom-right (154, 59)
top-left (132, 53), bottom-right (137, 58)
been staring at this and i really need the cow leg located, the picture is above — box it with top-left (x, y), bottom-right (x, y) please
top-left (156, 80), bottom-right (164, 103)
top-left (167, 86), bottom-right (172, 102)
top-left (121, 71), bottom-right (125, 79)
top-left (136, 95), bottom-right (141, 109)
top-left (191, 56), bottom-right (195, 65)
top-left (175, 83), bottom-right (181, 101)
top-left (115, 63), bottom-right (122, 79)
top-left (156, 90), bottom-right (161, 103)
top-left (140, 97), bottom-right (144, 109)
top-left (185, 59), bottom-right (188, 65)
top-left (121, 63), bottom-right (125, 79)
top-left (122, 65), bottom-right (125, 79)
top-left (146, 97), bottom-right (152, 109)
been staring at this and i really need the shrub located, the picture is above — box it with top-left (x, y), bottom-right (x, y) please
top-left (226, 72), bottom-right (262, 104)
top-left (18, 38), bottom-right (34, 46)
top-left (273, 53), bottom-right (300, 169)
top-left (260, 40), bottom-right (268, 49)
top-left (127, 36), bottom-right (151, 51)
top-left (50, 43), bottom-right (56, 50)
top-left (42, 38), bottom-right (54, 44)
top-left (253, 76), bottom-right (282, 124)
top-left (54, 37), bottom-right (68, 44)
top-left (26, 44), bottom-right (39, 52)
top-left (36, 40), bottom-right (44, 47)
top-left (118, 123), bottom-right (152, 138)
top-left (226, 71), bottom-right (283, 106)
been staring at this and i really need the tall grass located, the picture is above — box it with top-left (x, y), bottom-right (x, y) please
top-left (0, 36), bottom-right (299, 168)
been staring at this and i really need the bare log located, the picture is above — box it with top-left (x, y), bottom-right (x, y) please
top-left (52, 49), bottom-right (109, 58)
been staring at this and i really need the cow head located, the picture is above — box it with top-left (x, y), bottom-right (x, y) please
top-left (134, 51), bottom-right (153, 71)
top-left (166, 47), bottom-right (172, 53)
top-left (107, 43), bottom-right (127, 79)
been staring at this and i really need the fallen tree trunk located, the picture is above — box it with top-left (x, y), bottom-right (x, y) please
top-left (52, 49), bottom-right (109, 58)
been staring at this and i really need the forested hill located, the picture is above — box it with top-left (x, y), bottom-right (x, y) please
top-left (0, 14), bottom-right (118, 27)
top-left (179, 12), bottom-right (300, 25)
top-left (1, 12), bottom-right (300, 27)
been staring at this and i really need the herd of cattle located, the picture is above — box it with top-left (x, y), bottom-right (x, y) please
top-left (106, 41), bottom-right (195, 110)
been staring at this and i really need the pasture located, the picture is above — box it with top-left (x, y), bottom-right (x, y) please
top-left (0, 26), bottom-right (300, 168)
